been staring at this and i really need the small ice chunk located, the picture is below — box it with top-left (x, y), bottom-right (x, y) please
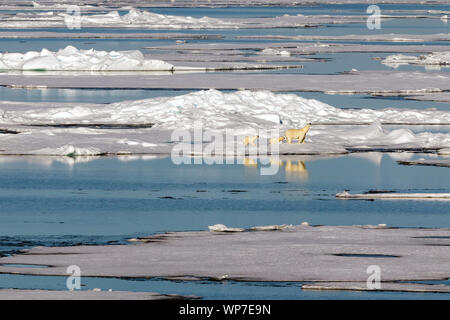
top-left (250, 224), bottom-right (290, 231)
top-left (259, 48), bottom-right (291, 56)
top-left (358, 224), bottom-right (389, 229)
top-left (208, 224), bottom-right (244, 232)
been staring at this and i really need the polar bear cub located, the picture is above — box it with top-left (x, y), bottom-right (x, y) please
top-left (269, 136), bottom-right (286, 144)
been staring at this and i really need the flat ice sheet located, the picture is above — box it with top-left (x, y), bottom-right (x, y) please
top-left (145, 42), bottom-right (450, 54)
top-left (0, 289), bottom-right (194, 300)
top-left (302, 282), bottom-right (450, 293)
top-left (0, 225), bottom-right (449, 293)
top-left (0, 31), bottom-right (224, 40)
top-left (3, 71), bottom-right (450, 94)
top-left (336, 191), bottom-right (450, 199)
top-left (405, 93), bottom-right (450, 102)
top-left (237, 33), bottom-right (450, 42)
top-left (397, 159), bottom-right (450, 167)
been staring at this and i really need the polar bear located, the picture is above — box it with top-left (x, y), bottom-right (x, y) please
top-left (284, 123), bottom-right (311, 144)
top-left (243, 135), bottom-right (259, 146)
top-left (269, 136), bottom-right (286, 144)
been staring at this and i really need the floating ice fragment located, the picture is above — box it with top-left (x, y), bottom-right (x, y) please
top-left (356, 224), bottom-right (389, 229)
top-left (259, 48), bottom-right (291, 56)
top-left (208, 224), bottom-right (245, 232)
top-left (250, 224), bottom-right (291, 231)
top-left (31, 145), bottom-right (102, 156)
top-left (337, 191), bottom-right (450, 199)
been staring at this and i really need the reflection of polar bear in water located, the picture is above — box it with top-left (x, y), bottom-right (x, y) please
top-left (284, 124), bottom-right (311, 144)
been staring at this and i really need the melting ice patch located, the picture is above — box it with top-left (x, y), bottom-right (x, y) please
top-left (0, 46), bottom-right (174, 71)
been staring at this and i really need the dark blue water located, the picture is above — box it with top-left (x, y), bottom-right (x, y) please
top-left (0, 273), bottom-right (448, 300)
top-left (0, 154), bottom-right (449, 251)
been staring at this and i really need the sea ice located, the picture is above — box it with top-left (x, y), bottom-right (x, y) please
top-left (397, 159), bottom-right (450, 167)
top-left (259, 48), bottom-right (291, 57)
top-left (0, 289), bottom-right (196, 300)
top-left (382, 52), bottom-right (450, 69)
top-left (3, 71), bottom-right (450, 94)
top-left (3, 89), bottom-right (448, 129)
top-left (0, 90), bottom-right (449, 155)
top-left (0, 46), bottom-right (174, 71)
top-left (0, 8), bottom-right (365, 29)
top-left (208, 224), bottom-right (245, 232)
top-left (1, 224), bottom-right (449, 292)
top-left (336, 191), bottom-right (450, 199)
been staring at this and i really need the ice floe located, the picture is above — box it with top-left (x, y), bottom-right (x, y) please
top-left (2, 90), bottom-right (449, 128)
top-left (302, 282), bottom-right (450, 293)
top-left (0, 46), bottom-right (299, 73)
top-left (0, 8), bottom-right (365, 29)
top-left (1, 225), bottom-right (449, 290)
top-left (0, 46), bottom-right (174, 71)
top-left (404, 93), bottom-right (450, 103)
top-left (397, 159), bottom-right (450, 167)
top-left (0, 288), bottom-right (197, 300)
top-left (0, 31), bottom-right (224, 40)
top-left (382, 52), bottom-right (450, 69)
top-left (259, 48), bottom-right (291, 57)
top-left (208, 224), bottom-right (245, 232)
top-left (237, 33), bottom-right (450, 42)
top-left (250, 224), bottom-right (292, 231)
top-left (0, 90), bottom-right (449, 155)
top-left (30, 145), bottom-right (103, 156)
top-left (4, 71), bottom-right (450, 94)
top-left (336, 191), bottom-right (450, 199)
